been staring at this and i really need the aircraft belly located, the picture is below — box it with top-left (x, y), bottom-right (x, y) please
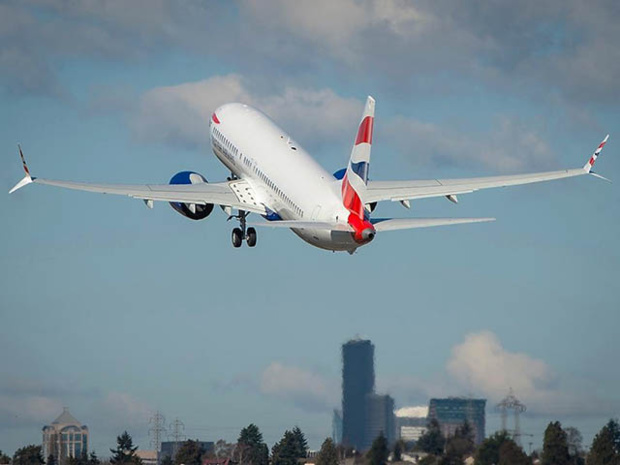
top-left (292, 228), bottom-right (358, 252)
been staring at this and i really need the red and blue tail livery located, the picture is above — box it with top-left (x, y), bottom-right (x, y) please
top-left (341, 96), bottom-right (376, 243)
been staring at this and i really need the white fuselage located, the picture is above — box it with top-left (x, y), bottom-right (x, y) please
top-left (209, 103), bottom-right (357, 251)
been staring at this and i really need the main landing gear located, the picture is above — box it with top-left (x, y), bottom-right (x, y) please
top-left (230, 210), bottom-right (257, 248)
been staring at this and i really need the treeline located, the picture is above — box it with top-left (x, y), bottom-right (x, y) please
top-left (2, 418), bottom-right (619, 465)
top-left (396, 418), bottom-right (620, 465)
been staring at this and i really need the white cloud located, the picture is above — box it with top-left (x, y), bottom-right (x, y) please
top-left (260, 362), bottom-right (338, 413)
top-left (447, 331), bottom-right (551, 402)
top-left (384, 115), bottom-right (555, 172)
top-left (382, 331), bottom-right (615, 417)
top-left (134, 74), bottom-right (362, 150)
top-left (0, 394), bottom-right (63, 426)
top-left (0, 377), bottom-right (152, 434)
top-left (395, 406), bottom-right (429, 418)
top-left (100, 391), bottom-right (152, 427)
top-left (135, 73), bottom-right (556, 172)
top-left (241, 0), bottom-right (431, 62)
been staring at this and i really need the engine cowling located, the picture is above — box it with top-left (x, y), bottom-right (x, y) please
top-left (169, 171), bottom-right (214, 220)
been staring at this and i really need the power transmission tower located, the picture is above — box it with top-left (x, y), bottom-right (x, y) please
top-left (149, 411), bottom-right (166, 465)
top-left (169, 418), bottom-right (186, 459)
top-left (497, 388), bottom-right (527, 446)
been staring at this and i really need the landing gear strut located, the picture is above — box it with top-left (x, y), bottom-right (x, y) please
top-left (229, 210), bottom-right (257, 248)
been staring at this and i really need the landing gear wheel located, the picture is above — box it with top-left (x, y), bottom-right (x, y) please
top-left (247, 227), bottom-right (257, 247)
top-left (232, 228), bottom-right (243, 248)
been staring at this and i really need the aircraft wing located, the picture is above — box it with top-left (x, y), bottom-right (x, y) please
top-left (364, 135), bottom-right (610, 204)
top-left (9, 148), bottom-right (266, 215)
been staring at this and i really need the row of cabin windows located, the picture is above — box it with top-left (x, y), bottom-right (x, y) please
top-left (254, 166), bottom-right (303, 217)
top-left (214, 128), bottom-right (303, 218)
top-left (212, 127), bottom-right (238, 157)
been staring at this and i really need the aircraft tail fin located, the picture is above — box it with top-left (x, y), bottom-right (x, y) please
top-left (342, 96), bottom-right (375, 219)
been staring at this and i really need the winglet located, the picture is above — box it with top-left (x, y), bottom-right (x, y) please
top-left (584, 135), bottom-right (609, 173)
top-left (9, 145), bottom-right (34, 194)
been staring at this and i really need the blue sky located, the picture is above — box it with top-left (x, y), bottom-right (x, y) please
top-left (1, 0), bottom-right (619, 457)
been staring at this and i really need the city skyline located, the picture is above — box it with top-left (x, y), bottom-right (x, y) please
top-left (3, 333), bottom-right (614, 457)
top-left (2, 0), bottom-right (619, 458)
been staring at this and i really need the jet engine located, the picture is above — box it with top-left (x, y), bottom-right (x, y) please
top-left (168, 171), bottom-right (214, 220)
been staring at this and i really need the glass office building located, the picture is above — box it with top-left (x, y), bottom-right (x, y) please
top-left (42, 408), bottom-right (89, 462)
top-left (342, 338), bottom-right (375, 450)
top-left (428, 398), bottom-right (486, 445)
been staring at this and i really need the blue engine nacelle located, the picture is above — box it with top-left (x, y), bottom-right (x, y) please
top-left (169, 171), bottom-right (214, 220)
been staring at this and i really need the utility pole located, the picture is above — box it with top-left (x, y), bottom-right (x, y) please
top-left (169, 418), bottom-right (186, 459)
top-left (149, 411), bottom-right (166, 465)
top-left (497, 388), bottom-right (527, 446)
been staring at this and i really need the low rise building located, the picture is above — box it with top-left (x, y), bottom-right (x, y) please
top-left (428, 398), bottom-right (486, 445)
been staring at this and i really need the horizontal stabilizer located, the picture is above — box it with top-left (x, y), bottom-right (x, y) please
top-left (372, 217), bottom-right (495, 232)
top-left (249, 220), bottom-right (352, 231)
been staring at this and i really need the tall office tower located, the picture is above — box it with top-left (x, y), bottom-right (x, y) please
top-left (428, 398), bottom-right (487, 445)
top-left (342, 338), bottom-right (375, 450)
top-left (42, 408), bottom-right (89, 463)
top-left (364, 394), bottom-right (396, 450)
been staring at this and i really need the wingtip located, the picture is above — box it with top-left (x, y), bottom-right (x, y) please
top-left (9, 145), bottom-right (34, 194)
top-left (17, 144), bottom-right (32, 177)
top-left (583, 134), bottom-right (609, 172)
top-left (9, 175), bottom-right (33, 194)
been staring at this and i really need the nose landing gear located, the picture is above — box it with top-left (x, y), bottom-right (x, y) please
top-left (229, 210), bottom-right (257, 248)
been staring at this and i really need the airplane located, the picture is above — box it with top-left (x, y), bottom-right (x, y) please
top-left (9, 96), bottom-right (610, 254)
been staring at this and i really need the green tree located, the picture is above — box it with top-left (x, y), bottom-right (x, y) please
top-left (497, 440), bottom-right (529, 465)
top-left (417, 419), bottom-right (445, 456)
top-left (0, 451), bottom-right (10, 465)
top-left (160, 456), bottom-right (173, 465)
top-left (316, 438), bottom-right (338, 465)
top-left (475, 430), bottom-right (511, 465)
top-left (66, 451), bottom-right (89, 465)
top-left (587, 419), bottom-right (620, 465)
top-left (47, 455), bottom-right (56, 465)
top-left (542, 421), bottom-right (570, 465)
top-left (565, 427), bottom-right (585, 465)
top-left (367, 433), bottom-right (389, 465)
top-left (214, 441), bottom-right (235, 460)
top-left (174, 440), bottom-right (205, 465)
top-left (88, 452), bottom-right (100, 465)
top-left (441, 421), bottom-right (475, 465)
top-left (235, 424), bottom-right (268, 465)
top-left (110, 432), bottom-right (142, 465)
top-left (291, 427), bottom-right (308, 458)
top-left (272, 430), bottom-right (299, 465)
top-left (13, 445), bottom-right (45, 465)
